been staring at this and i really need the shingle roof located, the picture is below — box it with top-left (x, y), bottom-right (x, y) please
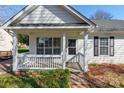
top-left (92, 20), bottom-right (124, 31)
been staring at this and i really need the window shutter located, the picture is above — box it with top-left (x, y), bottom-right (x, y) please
top-left (110, 36), bottom-right (114, 56)
top-left (94, 36), bottom-right (99, 56)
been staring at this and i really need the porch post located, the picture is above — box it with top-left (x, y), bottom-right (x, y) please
top-left (12, 32), bottom-right (18, 71)
top-left (83, 31), bottom-right (88, 72)
top-left (62, 33), bottom-right (66, 69)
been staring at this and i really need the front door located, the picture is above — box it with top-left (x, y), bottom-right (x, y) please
top-left (66, 39), bottom-right (77, 61)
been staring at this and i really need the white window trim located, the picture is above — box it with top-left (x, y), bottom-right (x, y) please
top-left (37, 37), bottom-right (61, 55)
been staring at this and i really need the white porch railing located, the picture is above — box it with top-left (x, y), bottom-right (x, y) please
top-left (17, 54), bottom-right (63, 70)
top-left (16, 52), bottom-right (84, 70)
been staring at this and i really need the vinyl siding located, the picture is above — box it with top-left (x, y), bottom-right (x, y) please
top-left (0, 29), bottom-right (13, 51)
top-left (18, 6), bottom-right (82, 24)
top-left (19, 29), bottom-right (124, 64)
top-left (87, 33), bottom-right (124, 64)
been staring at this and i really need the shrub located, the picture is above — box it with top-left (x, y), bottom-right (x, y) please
top-left (0, 69), bottom-right (70, 88)
top-left (18, 48), bottom-right (29, 53)
top-left (89, 63), bottom-right (98, 67)
top-left (27, 69), bottom-right (71, 88)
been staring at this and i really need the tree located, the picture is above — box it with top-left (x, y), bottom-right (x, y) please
top-left (17, 34), bottom-right (29, 45)
top-left (90, 10), bottom-right (113, 20)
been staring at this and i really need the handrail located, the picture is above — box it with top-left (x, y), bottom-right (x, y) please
top-left (65, 52), bottom-right (84, 63)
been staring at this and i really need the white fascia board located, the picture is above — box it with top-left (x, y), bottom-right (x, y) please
top-left (2, 26), bottom-right (91, 30)
top-left (63, 5), bottom-right (96, 27)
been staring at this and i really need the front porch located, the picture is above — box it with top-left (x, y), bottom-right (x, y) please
top-left (12, 29), bottom-right (89, 71)
top-left (17, 50), bottom-right (84, 71)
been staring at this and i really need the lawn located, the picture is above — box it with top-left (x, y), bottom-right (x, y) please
top-left (87, 63), bottom-right (124, 88)
top-left (0, 69), bottom-right (71, 88)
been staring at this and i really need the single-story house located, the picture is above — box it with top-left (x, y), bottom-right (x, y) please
top-left (2, 5), bottom-right (124, 71)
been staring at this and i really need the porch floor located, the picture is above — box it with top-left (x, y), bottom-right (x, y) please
top-left (66, 62), bottom-right (83, 72)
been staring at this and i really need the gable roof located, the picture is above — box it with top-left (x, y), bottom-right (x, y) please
top-left (92, 20), bottom-right (124, 31)
top-left (2, 5), bottom-right (96, 28)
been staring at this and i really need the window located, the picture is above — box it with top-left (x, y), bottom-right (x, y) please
top-left (37, 37), bottom-right (61, 55)
top-left (68, 39), bottom-right (76, 55)
top-left (94, 36), bottom-right (114, 56)
top-left (53, 38), bottom-right (61, 55)
top-left (100, 37), bottom-right (108, 55)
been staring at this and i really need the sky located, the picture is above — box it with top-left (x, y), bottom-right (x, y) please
top-left (1, 5), bottom-right (124, 23)
top-left (72, 5), bottom-right (124, 20)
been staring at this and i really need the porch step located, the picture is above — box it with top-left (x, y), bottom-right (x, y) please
top-left (66, 62), bottom-right (83, 72)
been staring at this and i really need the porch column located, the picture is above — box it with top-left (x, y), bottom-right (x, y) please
top-left (62, 33), bottom-right (66, 69)
top-left (12, 32), bottom-right (18, 71)
top-left (83, 31), bottom-right (88, 72)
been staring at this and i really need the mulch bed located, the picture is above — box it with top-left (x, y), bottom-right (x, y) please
top-left (86, 64), bottom-right (124, 87)
top-left (88, 64), bottom-right (124, 75)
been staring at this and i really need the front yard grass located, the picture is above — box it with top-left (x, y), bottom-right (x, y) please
top-left (88, 63), bottom-right (124, 88)
top-left (0, 69), bottom-right (71, 88)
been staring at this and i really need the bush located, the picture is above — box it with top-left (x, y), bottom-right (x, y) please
top-left (18, 48), bottom-right (29, 53)
top-left (27, 69), bottom-right (71, 88)
top-left (0, 69), bottom-right (70, 88)
top-left (89, 63), bottom-right (98, 67)
top-left (0, 75), bottom-right (38, 88)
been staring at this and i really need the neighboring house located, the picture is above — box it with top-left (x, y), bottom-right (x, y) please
top-left (2, 5), bottom-right (124, 71)
top-left (0, 22), bottom-right (13, 58)
top-left (0, 29), bottom-right (13, 51)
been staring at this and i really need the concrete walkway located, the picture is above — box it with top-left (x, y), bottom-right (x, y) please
top-left (70, 71), bottom-right (115, 88)
top-left (70, 72), bottom-right (97, 88)
top-left (68, 62), bottom-right (114, 88)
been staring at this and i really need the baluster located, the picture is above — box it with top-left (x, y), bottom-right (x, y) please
top-left (33, 57), bottom-right (35, 68)
top-left (49, 57), bottom-right (51, 68)
top-left (44, 57), bottom-right (46, 68)
top-left (40, 57), bottom-right (41, 68)
top-left (35, 57), bottom-right (36, 68)
top-left (38, 57), bottom-right (41, 68)
top-left (42, 57), bottom-right (44, 68)
top-left (53, 57), bottom-right (54, 68)
top-left (47, 57), bottom-right (48, 68)
top-left (36, 57), bottom-right (37, 68)
top-left (55, 57), bottom-right (56, 68)
top-left (40, 57), bottom-right (42, 68)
